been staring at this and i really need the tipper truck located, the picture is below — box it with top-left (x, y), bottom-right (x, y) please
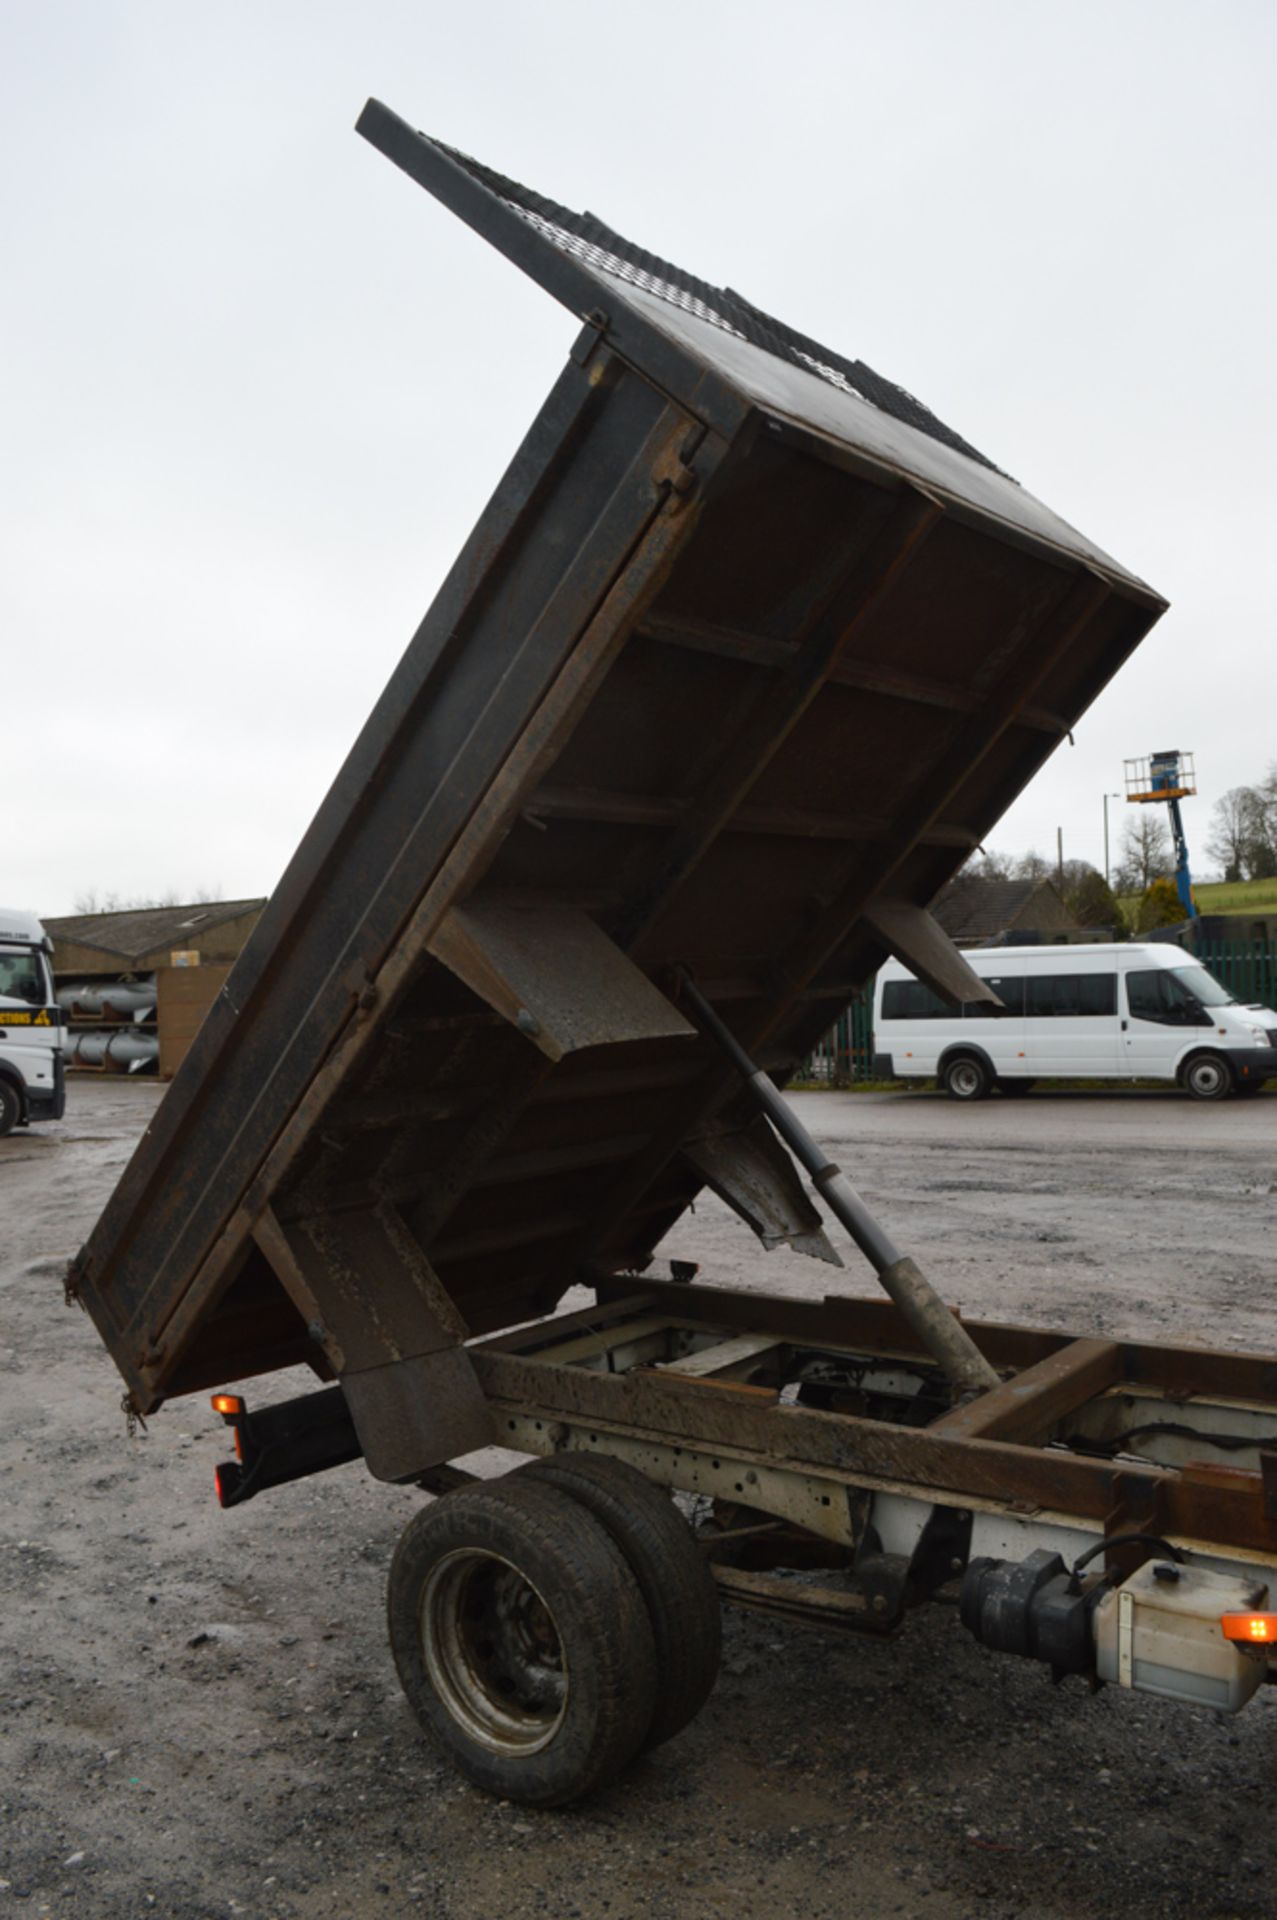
top-left (66, 101), bottom-right (1277, 1808)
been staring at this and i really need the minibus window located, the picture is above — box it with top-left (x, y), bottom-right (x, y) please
top-left (881, 980), bottom-right (952, 1020)
top-left (1024, 973), bottom-right (1116, 1017)
top-left (1173, 967), bottom-right (1234, 1008)
top-left (974, 976), bottom-right (1024, 1016)
top-left (1126, 969), bottom-right (1212, 1025)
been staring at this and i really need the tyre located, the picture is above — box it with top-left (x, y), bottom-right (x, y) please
top-left (1183, 1053), bottom-right (1232, 1101)
top-left (997, 1078), bottom-right (1035, 1097)
top-left (387, 1477), bottom-right (658, 1806)
top-left (0, 1079), bottom-right (22, 1137)
top-left (519, 1452), bottom-right (721, 1748)
top-left (942, 1055), bottom-right (990, 1101)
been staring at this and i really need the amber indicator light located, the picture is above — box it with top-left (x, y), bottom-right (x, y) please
top-left (1220, 1613), bottom-right (1277, 1643)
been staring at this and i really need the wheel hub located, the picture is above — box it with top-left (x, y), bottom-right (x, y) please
top-left (421, 1549), bottom-right (568, 1755)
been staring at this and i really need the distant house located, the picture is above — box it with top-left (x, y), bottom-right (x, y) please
top-left (44, 899), bottom-right (266, 976)
top-left (932, 875), bottom-right (1082, 947)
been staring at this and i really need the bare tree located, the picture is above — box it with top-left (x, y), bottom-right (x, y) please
top-left (1205, 787), bottom-right (1267, 883)
top-left (953, 850), bottom-right (1014, 883)
top-left (1113, 811), bottom-right (1171, 893)
top-left (1013, 849), bottom-right (1052, 884)
top-left (1057, 857), bottom-right (1096, 898)
top-left (1068, 865), bottom-right (1125, 931)
top-left (1247, 770), bottom-right (1277, 880)
top-left (71, 886), bottom-right (224, 915)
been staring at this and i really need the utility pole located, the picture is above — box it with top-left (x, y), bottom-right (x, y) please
top-left (1057, 827), bottom-right (1064, 887)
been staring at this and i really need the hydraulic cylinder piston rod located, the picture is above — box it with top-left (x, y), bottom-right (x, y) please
top-left (678, 976), bottom-right (999, 1399)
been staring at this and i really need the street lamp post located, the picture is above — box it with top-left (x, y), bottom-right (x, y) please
top-left (1103, 791), bottom-right (1122, 889)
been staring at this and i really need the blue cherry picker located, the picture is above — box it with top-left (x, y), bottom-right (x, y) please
top-left (1125, 749), bottom-right (1198, 918)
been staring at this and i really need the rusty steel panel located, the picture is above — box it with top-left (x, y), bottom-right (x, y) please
top-left (427, 899), bottom-right (696, 1063)
top-left (680, 1115), bottom-right (842, 1267)
top-left (69, 103), bottom-right (1167, 1420)
top-left (470, 1343), bottom-right (1277, 1559)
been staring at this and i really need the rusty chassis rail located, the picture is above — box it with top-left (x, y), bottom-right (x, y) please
top-left (461, 1278), bottom-right (1277, 1634)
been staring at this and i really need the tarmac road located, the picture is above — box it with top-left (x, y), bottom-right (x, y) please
top-left (2, 1078), bottom-right (1276, 1920)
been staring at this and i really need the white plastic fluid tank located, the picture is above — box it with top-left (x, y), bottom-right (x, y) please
top-left (1093, 1561), bottom-right (1268, 1712)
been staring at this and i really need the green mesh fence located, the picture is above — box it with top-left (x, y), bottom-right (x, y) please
top-left (1195, 941), bottom-right (1277, 1010)
top-left (797, 986), bottom-right (876, 1084)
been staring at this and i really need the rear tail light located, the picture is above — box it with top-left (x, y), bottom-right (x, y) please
top-left (207, 1385), bottom-right (362, 1508)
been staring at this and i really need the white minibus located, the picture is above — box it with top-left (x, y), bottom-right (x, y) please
top-left (872, 942), bottom-right (1277, 1100)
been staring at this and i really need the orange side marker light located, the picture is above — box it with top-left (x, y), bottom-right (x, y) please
top-left (211, 1394), bottom-right (247, 1461)
top-left (1220, 1613), bottom-right (1277, 1644)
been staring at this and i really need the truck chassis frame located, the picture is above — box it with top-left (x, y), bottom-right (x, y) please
top-left (471, 1275), bottom-right (1277, 1629)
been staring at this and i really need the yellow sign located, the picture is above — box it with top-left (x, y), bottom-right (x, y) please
top-left (0, 1008), bottom-right (56, 1027)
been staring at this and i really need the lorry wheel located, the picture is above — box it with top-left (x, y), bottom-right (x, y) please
top-left (942, 1056), bottom-right (989, 1101)
top-left (518, 1452), bottom-right (721, 1748)
top-left (0, 1079), bottom-right (22, 1137)
top-left (387, 1477), bottom-right (658, 1806)
top-left (1183, 1053), bottom-right (1232, 1101)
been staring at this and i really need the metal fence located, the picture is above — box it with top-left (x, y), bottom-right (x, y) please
top-left (797, 988), bottom-right (876, 1084)
top-left (797, 940), bottom-right (1277, 1087)
top-left (1196, 940), bottom-right (1277, 1010)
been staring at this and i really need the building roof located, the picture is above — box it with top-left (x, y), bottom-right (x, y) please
top-left (932, 875), bottom-right (1073, 943)
top-left (44, 899), bottom-right (266, 963)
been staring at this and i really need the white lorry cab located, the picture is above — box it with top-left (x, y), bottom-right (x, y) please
top-left (872, 942), bottom-right (1277, 1101)
top-left (0, 908), bottom-right (65, 1135)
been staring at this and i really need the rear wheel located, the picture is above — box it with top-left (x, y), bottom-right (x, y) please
top-left (387, 1477), bottom-right (658, 1805)
top-left (518, 1452), bottom-right (721, 1747)
top-left (942, 1055), bottom-right (990, 1101)
top-left (0, 1079), bottom-right (21, 1137)
top-left (1183, 1053), bottom-right (1232, 1101)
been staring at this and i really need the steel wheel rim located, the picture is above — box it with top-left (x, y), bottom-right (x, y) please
top-left (1190, 1058), bottom-right (1225, 1096)
top-left (421, 1549), bottom-right (568, 1755)
top-left (950, 1062), bottom-right (980, 1097)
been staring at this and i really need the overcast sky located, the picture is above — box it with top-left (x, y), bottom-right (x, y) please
top-left (5, 0), bottom-right (1274, 917)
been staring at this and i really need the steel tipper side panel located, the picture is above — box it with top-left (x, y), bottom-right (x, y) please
top-left (68, 104), bottom-right (1167, 1460)
top-left (68, 351), bottom-right (718, 1417)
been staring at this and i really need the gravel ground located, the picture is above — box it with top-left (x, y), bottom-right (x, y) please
top-left (3, 1077), bottom-right (1277, 1920)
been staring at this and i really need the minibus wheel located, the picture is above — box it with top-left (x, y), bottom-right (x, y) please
top-left (942, 1055), bottom-right (990, 1101)
top-left (1182, 1053), bottom-right (1232, 1101)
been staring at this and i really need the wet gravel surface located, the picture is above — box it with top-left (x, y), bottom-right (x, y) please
top-left (3, 1079), bottom-right (1276, 1919)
